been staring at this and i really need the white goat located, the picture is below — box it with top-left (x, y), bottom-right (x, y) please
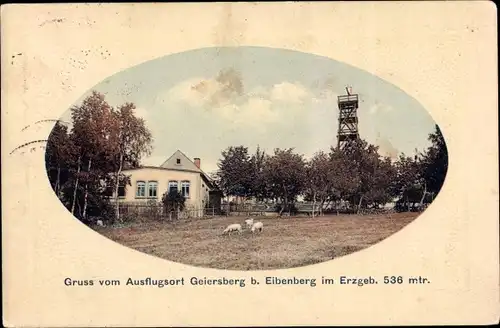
top-left (222, 223), bottom-right (242, 235)
top-left (251, 221), bottom-right (264, 233)
top-left (96, 219), bottom-right (105, 227)
top-left (244, 218), bottom-right (254, 229)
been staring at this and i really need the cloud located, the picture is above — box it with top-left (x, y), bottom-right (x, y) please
top-left (246, 82), bottom-right (314, 105)
top-left (144, 72), bottom-right (344, 172)
top-left (246, 85), bottom-right (269, 99)
top-left (239, 97), bottom-right (277, 124)
top-left (159, 68), bottom-right (245, 109)
top-left (207, 97), bottom-right (277, 131)
top-left (162, 77), bottom-right (217, 108)
top-left (211, 102), bottom-right (240, 121)
top-left (369, 102), bottom-right (393, 115)
top-left (158, 69), bottom-right (317, 128)
top-left (269, 82), bottom-right (311, 104)
top-left (214, 68), bottom-right (244, 97)
top-left (189, 68), bottom-right (244, 107)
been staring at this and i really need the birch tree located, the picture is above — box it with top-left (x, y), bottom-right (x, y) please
top-left (70, 91), bottom-right (116, 220)
top-left (109, 102), bottom-right (152, 222)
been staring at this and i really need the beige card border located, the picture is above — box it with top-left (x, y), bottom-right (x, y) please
top-left (1, 2), bottom-right (499, 327)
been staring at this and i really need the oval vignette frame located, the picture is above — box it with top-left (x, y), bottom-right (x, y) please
top-left (44, 46), bottom-right (449, 271)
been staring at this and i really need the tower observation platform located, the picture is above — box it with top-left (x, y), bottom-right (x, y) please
top-left (337, 87), bottom-right (360, 152)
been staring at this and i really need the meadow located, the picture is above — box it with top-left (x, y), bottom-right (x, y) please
top-left (97, 212), bottom-right (420, 270)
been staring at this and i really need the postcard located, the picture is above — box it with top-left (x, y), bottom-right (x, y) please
top-left (2, 2), bottom-right (498, 327)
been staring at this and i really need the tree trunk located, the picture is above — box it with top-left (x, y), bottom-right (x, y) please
top-left (324, 200), bottom-right (332, 212)
top-left (319, 199), bottom-right (325, 216)
top-left (77, 200), bottom-right (82, 218)
top-left (278, 197), bottom-right (285, 217)
top-left (285, 189), bottom-right (291, 216)
top-left (312, 192), bottom-right (317, 219)
top-left (55, 165), bottom-right (61, 198)
top-left (419, 183), bottom-right (427, 211)
top-left (71, 156), bottom-right (82, 216)
top-left (356, 195), bottom-right (364, 214)
top-left (114, 153), bottom-right (124, 223)
top-left (278, 205), bottom-right (284, 216)
top-left (82, 158), bottom-right (92, 220)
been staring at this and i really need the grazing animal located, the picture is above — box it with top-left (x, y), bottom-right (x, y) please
top-left (251, 221), bottom-right (264, 233)
top-left (244, 218), bottom-right (254, 229)
top-left (96, 219), bottom-right (104, 227)
top-left (222, 223), bottom-right (242, 235)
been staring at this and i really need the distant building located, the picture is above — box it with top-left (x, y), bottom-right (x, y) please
top-left (112, 150), bottom-right (219, 217)
top-left (225, 195), bottom-right (257, 205)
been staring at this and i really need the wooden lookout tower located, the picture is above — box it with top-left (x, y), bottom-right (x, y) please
top-left (337, 86), bottom-right (360, 152)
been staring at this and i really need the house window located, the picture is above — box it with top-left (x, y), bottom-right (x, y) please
top-left (103, 185), bottom-right (113, 197)
top-left (168, 181), bottom-right (179, 194)
top-left (104, 184), bottom-right (125, 197)
top-left (148, 181), bottom-right (158, 198)
top-left (136, 181), bottom-right (146, 197)
top-left (181, 181), bottom-right (190, 198)
top-left (176, 158), bottom-right (181, 165)
top-left (118, 185), bottom-right (126, 198)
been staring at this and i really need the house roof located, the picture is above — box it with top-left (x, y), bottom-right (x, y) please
top-left (124, 149), bottom-right (218, 190)
top-left (160, 149), bottom-right (199, 171)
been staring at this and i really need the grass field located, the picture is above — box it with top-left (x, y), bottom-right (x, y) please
top-left (97, 212), bottom-right (420, 270)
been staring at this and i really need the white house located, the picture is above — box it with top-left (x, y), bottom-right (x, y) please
top-left (115, 150), bottom-right (218, 216)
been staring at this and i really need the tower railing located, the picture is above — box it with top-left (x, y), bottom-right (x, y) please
top-left (337, 94), bottom-right (359, 103)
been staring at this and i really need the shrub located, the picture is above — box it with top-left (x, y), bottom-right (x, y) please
top-left (161, 190), bottom-right (186, 214)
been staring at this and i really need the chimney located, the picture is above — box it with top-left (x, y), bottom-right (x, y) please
top-left (194, 158), bottom-right (201, 169)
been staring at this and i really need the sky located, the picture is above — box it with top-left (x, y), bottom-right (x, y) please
top-left (61, 46), bottom-right (437, 175)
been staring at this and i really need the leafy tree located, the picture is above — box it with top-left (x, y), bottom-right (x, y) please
top-left (44, 91), bottom-right (152, 224)
top-left (263, 148), bottom-right (306, 215)
top-left (211, 124), bottom-right (447, 215)
top-left (304, 151), bottom-right (333, 217)
top-left (327, 147), bottom-right (360, 211)
top-left (421, 124), bottom-right (448, 196)
top-left (392, 153), bottom-right (425, 211)
top-left (333, 140), bottom-right (397, 212)
top-left (249, 146), bottom-right (270, 201)
top-left (69, 91), bottom-right (116, 218)
top-left (216, 146), bottom-right (253, 203)
top-left (45, 121), bottom-right (72, 198)
top-left (364, 156), bottom-right (396, 208)
top-left (342, 140), bottom-right (381, 211)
